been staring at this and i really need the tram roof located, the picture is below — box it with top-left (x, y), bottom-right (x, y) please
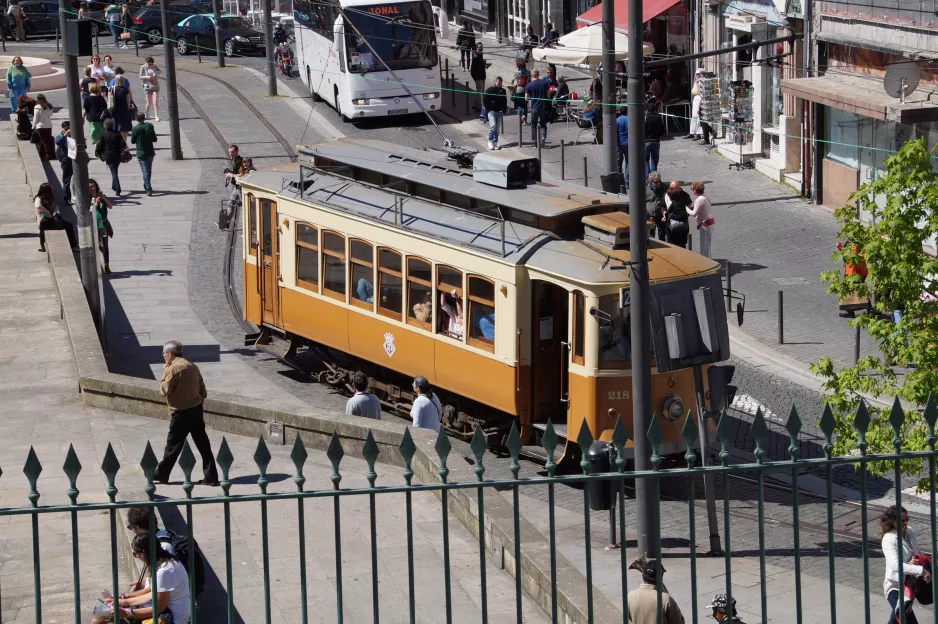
top-left (297, 139), bottom-right (628, 220)
top-left (241, 165), bottom-right (552, 263)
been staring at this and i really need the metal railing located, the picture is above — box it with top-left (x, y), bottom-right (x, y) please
top-left (4, 396), bottom-right (938, 624)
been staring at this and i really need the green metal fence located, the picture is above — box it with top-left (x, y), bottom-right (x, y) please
top-left (4, 395), bottom-right (938, 624)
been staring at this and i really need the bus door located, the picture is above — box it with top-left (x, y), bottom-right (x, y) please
top-left (530, 280), bottom-right (570, 424)
top-left (259, 198), bottom-right (281, 327)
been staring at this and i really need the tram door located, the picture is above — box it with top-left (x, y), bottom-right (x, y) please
top-left (259, 198), bottom-right (280, 326)
top-left (531, 281), bottom-right (569, 423)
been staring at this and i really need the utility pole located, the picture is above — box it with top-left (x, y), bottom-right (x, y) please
top-left (160, 0), bottom-right (183, 159)
top-left (263, 0), bottom-right (276, 96)
top-left (601, 0), bottom-right (616, 177)
top-left (212, 0), bottom-right (225, 67)
top-left (59, 2), bottom-right (99, 319)
top-left (803, 0), bottom-right (814, 199)
top-left (626, 0), bottom-right (655, 557)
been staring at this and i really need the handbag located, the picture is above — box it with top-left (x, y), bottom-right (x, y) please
top-left (103, 218), bottom-right (114, 238)
top-left (120, 149), bottom-right (132, 164)
top-left (30, 130), bottom-right (40, 145)
top-left (669, 218), bottom-right (689, 233)
top-left (129, 100), bottom-right (138, 118)
top-left (106, 90), bottom-right (115, 111)
top-left (119, 31), bottom-right (131, 40)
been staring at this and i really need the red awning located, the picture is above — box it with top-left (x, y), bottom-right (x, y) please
top-left (576, 0), bottom-right (681, 30)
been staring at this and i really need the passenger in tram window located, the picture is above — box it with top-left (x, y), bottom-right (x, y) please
top-left (412, 289), bottom-right (432, 323)
top-left (598, 295), bottom-right (631, 365)
top-left (440, 288), bottom-right (464, 339)
top-left (356, 277), bottom-right (374, 303)
top-left (478, 310), bottom-right (495, 341)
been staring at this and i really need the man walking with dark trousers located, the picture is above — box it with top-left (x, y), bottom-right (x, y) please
top-left (54, 121), bottom-right (73, 206)
top-left (155, 340), bottom-right (219, 486)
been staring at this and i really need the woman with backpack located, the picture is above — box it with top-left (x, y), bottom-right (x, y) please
top-left (510, 61), bottom-right (531, 125)
top-left (96, 118), bottom-right (128, 197)
top-left (110, 68), bottom-right (134, 140)
top-left (92, 532), bottom-right (190, 624)
top-left (89, 179), bottom-right (114, 274)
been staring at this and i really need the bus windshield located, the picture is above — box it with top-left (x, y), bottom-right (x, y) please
top-left (344, 1), bottom-right (437, 73)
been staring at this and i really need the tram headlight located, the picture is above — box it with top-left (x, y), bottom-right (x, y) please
top-left (423, 92), bottom-right (439, 100)
top-left (661, 395), bottom-right (685, 422)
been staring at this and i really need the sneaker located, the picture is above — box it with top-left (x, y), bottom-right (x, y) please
top-left (487, 141), bottom-right (495, 150)
top-left (154, 117), bottom-right (160, 122)
top-left (539, 139), bottom-right (547, 147)
top-left (103, 264), bottom-right (112, 275)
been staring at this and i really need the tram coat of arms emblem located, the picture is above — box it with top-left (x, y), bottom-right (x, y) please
top-left (383, 333), bottom-right (396, 358)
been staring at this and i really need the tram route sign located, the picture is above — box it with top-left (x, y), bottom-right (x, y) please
top-left (646, 273), bottom-right (730, 373)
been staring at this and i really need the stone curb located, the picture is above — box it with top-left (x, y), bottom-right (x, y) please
top-left (21, 140), bottom-right (619, 624)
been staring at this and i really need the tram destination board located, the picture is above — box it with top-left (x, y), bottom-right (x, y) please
top-left (647, 273), bottom-right (730, 373)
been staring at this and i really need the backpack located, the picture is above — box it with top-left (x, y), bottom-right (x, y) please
top-left (145, 530), bottom-right (206, 596)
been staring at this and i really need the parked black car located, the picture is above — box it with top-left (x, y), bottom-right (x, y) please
top-left (130, 2), bottom-right (202, 44)
top-left (173, 14), bottom-right (264, 57)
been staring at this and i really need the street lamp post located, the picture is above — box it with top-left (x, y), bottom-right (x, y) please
top-left (58, 2), bottom-right (99, 319)
top-left (625, 0), bottom-right (656, 557)
top-left (160, 0), bottom-right (183, 159)
top-left (263, 0), bottom-right (276, 96)
top-left (213, 0), bottom-right (225, 67)
top-left (601, 0), bottom-right (616, 178)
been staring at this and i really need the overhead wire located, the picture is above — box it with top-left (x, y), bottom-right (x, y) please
top-left (58, 8), bottom-right (938, 159)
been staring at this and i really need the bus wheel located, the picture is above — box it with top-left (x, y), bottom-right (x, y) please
top-left (335, 91), bottom-right (349, 123)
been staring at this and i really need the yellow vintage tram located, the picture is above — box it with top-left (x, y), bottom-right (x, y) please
top-left (240, 139), bottom-right (720, 461)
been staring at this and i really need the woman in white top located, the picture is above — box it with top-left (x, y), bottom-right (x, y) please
top-left (139, 56), bottom-right (161, 121)
top-left (439, 288), bottom-right (464, 339)
top-left (92, 531), bottom-right (191, 623)
top-left (32, 94), bottom-right (55, 161)
top-left (881, 505), bottom-right (930, 624)
top-left (687, 180), bottom-right (715, 258)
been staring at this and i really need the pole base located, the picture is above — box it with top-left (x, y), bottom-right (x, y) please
top-left (604, 543), bottom-right (621, 551)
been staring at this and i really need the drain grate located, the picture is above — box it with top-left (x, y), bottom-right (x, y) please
top-left (772, 277), bottom-right (809, 286)
top-left (142, 244), bottom-right (190, 253)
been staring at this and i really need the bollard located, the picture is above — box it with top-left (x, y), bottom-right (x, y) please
top-left (444, 58), bottom-right (448, 85)
top-left (134, 34), bottom-right (139, 56)
top-left (854, 322), bottom-right (861, 364)
top-left (56, 24), bottom-right (60, 53)
top-left (450, 72), bottom-right (455, 107)
top-left (688, 234), bottom-right (693, 251)
top-left (583, 156), bottom-right (588, 187)
top-left (560, 139), bottom-right (566, 180)
top-left (726, 261), bottom-right (733, 313)
top-left (778, 290), bottom-right (784, 344)
top-left (1, 17), bottom-right (5, 51)
top-left (95, 25), bottom-right (99, 54)
top-left (536, 125), bottom-right (542, 162)
top-left (197, 41), bottom-right (202, 62)
top-left (518, 112), bottom-right (523, 148)
top-left (464, 80), bottom-right (470, 115)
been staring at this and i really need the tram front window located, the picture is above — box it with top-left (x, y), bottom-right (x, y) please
top-left (598, 294), bottom-right (631, 369)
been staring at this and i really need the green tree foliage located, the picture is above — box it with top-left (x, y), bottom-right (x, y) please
top-left (810, 139), bottom-right (938, 486)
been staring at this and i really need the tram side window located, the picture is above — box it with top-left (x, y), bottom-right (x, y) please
top-left (598, 294), bottom-right (631, 369)
top-left (437, 266), bottom-right (464, 340)
top-left (467, 276), bottom-right (495, 351)
top-left (378, 249), bottom-right (403, 321)
top-left (296, 223), bottom-right (319, 291)
top-left (350, 240), bottom-right (375, 310)
top-left (573, 291), bottom-right (585, 365)
top-left (407, 257), bottom-right (433, 329)
top-left (322, 231), bottom-right (346, 300)
top-left (248, 194), bottom-right (257, 257)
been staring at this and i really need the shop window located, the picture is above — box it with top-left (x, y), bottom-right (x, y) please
top-left (826, 108), bottom-right (860, 170)
top-left (467, 276), bottom-right (495, 351)
top-left (296, 223), bottom-right (319, 291)
top-left (349, 239), bottom-right (374, 311)
top-left (406, 257), bottom-right (432, 330)
top-left (322, 231), bottom-right (346, 300)
top-left (436, 265), bottom-right (464, 340)
top-left (597, 294), bottom-right (631, 370)
top-left (248, 194), bottom-right (257, 257)
top-left (573, 291), bottom-right (585, 365)
top-left (377, 248), bottom-right (403, 321)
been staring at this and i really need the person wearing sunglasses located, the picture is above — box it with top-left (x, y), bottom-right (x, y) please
top-left (882, 505), bottom-right (931, 624)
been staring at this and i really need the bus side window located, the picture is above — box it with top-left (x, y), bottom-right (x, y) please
top-left (573, 291), bottom-right (585, 365)
top-left (322, 230), bottom-right (347, 301)
top-left (296, 222), bottom-right (319, 292)
top-left (437, 266), bottom-right (464, 341)
top-left (406, 257), bottom-right (432, 330)
top-left (467, 276), bottom-right (495, 352)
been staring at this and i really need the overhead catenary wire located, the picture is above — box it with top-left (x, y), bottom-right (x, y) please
top-left (59, 8), bottom-right (938, 159)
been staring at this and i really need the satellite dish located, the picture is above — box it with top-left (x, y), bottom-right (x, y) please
top-left (883, 61), bottom-right (920, 101)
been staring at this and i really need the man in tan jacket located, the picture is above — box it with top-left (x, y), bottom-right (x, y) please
top-left (627, 556), bottom-right (685, 624)
top-left (155, 340), bottom-right (219, 486)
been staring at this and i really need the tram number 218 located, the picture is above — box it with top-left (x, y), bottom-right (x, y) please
top-left (607, 391), bottom-right (630, 400)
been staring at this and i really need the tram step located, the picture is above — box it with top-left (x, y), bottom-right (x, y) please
top-left (532, 422), bottom-right (568, 440)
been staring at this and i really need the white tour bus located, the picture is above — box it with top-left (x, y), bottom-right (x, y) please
top-left (293, 0), bottom-right (441, 121)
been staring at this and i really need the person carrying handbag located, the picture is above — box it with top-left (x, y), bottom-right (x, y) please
top-left (96, 118), bottom-right (128, 196)
top-left (663, 180), bottom-right (692, 249)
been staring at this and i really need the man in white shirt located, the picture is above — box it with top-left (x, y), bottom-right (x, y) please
top-left (410, 376), bottom-right (441, 432)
